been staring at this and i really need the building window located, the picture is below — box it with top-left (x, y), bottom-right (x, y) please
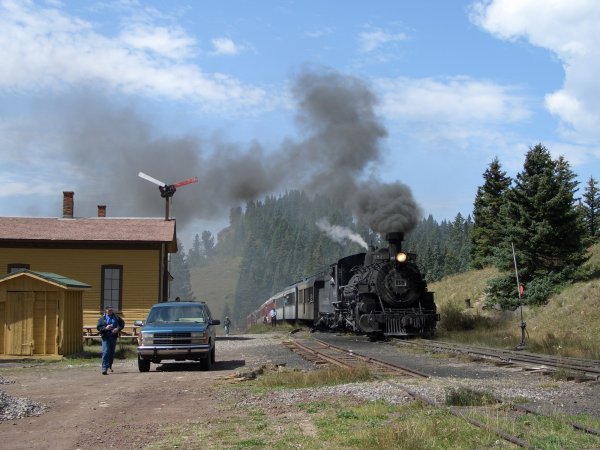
top-left (8, 263), bottom-right (30, 273)
top-left (101, 265), bottom-right (123, 312)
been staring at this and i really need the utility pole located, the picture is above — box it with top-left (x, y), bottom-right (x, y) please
top-left (512, 242), bottom-right (527, 349)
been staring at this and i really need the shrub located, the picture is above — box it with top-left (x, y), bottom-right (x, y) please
top-left (485, 271), bottom-right (567, 309)
top-left (445, 387), bottom-right (497, 406)
top-left (438, 302), bottom-right (476, 332)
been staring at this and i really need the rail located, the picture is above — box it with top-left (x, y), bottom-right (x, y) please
top-left (393, 339), bottom-right (600, 381)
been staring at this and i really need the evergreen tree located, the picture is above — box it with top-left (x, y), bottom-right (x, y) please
top-left (487, 144), bottom-right (588, 307)
top-left (187, 234), bottom-right (205, 268)
top-left (201, 230), bottom-right (216, 259)
top-left (582, 176), bottom-right (600, 240)
top-left (444, 213), bottom-right (466, 275)
top-left (460, 215), bottom-right (473, 271)
top-left (471, 157), bottom-right (511, 268)
top-left (170, 239), bottom-right (195, 300)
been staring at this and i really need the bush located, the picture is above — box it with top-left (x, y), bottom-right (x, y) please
top-left (485, 271), bottom-right (566, 309)
top-left (438, 302), bottom-right (476, 332)
top-left (445, 387), bottom-right (497, 406)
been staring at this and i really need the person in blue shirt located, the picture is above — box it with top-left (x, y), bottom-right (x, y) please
top-left (96, 306), bottom-right (125, 375)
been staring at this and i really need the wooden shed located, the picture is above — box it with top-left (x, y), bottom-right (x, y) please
top-left (0, 270), bottom-right (91, 356)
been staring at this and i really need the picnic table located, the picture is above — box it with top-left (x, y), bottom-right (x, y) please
top-left (83, 325), bottom-right (139, 345)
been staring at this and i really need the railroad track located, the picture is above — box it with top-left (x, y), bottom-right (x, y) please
top-left (283, 337), bottom-right (429, 378)
top-left (393, 339), bottom-right (600, 381)
top-left (284, 335), bottom-right (600, 449)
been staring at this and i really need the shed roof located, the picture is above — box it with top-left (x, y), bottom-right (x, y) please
top-left (0, 270), bottom-right (92, 290)
top-left (0, 217), bottom-right (176, 250)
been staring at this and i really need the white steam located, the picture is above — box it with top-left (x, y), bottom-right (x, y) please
top-left (316, 218), bottom-right (368, 250)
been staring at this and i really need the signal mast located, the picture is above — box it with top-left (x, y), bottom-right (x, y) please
top-left (138, 172), bottom-right (198, 220)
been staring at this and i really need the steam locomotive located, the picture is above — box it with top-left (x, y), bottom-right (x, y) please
top-left (247, 232), bottom-right (439, 338)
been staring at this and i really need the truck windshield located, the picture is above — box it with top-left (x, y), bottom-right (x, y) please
top-left (146, 305), bottom-right (207, 323)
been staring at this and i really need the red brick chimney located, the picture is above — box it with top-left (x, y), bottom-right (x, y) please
top-left (97, 205), bottom-right (106, 217)
top-left (62, 191), bottom-right (74, 218)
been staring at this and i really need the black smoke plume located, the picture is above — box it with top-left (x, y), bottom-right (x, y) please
top-left (55, 67), bottom-right (421, 234)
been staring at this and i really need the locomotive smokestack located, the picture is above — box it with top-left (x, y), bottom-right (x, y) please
top-left (386, 232), bottom-right (404, 260)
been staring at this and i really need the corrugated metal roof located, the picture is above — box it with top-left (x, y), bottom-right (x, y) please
top-left (0, 217), bottom-right (176, 243)
top-left (0, 270), bottom-right (91, 289)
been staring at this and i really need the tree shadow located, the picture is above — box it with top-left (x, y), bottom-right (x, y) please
top-left (153, 359), bottom-right (246, 372)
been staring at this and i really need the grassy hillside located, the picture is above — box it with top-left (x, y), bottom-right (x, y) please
top-left (430, 244), bottom-right (600, 359)
top-left (189, 255), bottom-right (242, 322)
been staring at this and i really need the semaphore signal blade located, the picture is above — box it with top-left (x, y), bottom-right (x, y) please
top-left (173, 176), bottom-right (199, 188)
top-left (138, 171), bottom-right (166, 187)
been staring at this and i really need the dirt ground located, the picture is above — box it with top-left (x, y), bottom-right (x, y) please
top-left (0, 336), bottom-right (278, 450)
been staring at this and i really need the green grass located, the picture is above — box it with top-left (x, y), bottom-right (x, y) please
top-left (127, 354), bottom-right (600, 450)
top-left (462, 405), bottom-right (600, 450)
top-left (149, 397), bottom-right (522, 450)
top-left (430, 247), bottom-right (600, 359)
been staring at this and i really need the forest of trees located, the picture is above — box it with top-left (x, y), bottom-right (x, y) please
top-left (169, 143), bottom-right (600, 322)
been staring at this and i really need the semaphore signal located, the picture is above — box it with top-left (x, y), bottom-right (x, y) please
top-left (138, 171), bottom-right (198, 220)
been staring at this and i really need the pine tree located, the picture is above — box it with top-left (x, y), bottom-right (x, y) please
top-left (582, 176), bottom-right (600, 240)
top-left (187, 234), bottom-right (205, 268)
top-left (444, 213), bottom-right (466, 275)
top-left (487, 144), bottom-right (588, 307)
top-left (471, 157), bottom-right (511, 268)
top-left (201, 230), bottom-right (216, 259)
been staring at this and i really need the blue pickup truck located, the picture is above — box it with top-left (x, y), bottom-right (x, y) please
top-left (134, 301), bottom-right (220, 372)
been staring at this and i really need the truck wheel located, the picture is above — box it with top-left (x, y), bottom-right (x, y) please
top-left (210, 346), bottom-right (215, 364)
top-left (200, 353), bottom-right (212, 371)
top-left (138, 355), bottom-right (151, 372)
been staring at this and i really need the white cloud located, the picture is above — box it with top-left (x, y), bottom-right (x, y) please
top-left (358, 28), bottom-right (408, 53)
top-left (378, 76), bottom-right (530, 123)
top-left (120, 23), bottom-right (197, 60)
top-left (0, 1), bottom-right (265, 109)
top-left (471, 0), bottom-right (600, 144)
top-left (376, 76), bottom-right (532, 157)
top-left (210, 37), bottom-right (241, 56)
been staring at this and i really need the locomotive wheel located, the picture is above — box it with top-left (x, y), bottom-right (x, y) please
top-left (358, 314), bottom-right (377, 333)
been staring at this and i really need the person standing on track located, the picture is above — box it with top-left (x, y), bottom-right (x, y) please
top-left (269, 307), bottom-right (277, 327)
top-left (97, 306), bottom-right (125, 375)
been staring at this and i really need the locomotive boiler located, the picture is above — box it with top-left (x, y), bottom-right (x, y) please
top-left (334, 231), bottom-right (438, 337)
top-left (248, 231), bottom-right (439, 338)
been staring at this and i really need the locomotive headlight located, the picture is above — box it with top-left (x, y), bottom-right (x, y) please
top-left (395, 252), bottom-right (408, 263)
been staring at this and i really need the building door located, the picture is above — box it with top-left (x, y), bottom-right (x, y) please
top-left (5, 292), bottom-right (34, 356)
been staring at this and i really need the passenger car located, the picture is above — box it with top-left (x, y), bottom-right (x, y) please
top-left (134, 301), bottom-right (220, 372)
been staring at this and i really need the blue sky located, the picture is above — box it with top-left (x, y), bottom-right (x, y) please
top-left (1, 0), bottom-right (599, 248)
